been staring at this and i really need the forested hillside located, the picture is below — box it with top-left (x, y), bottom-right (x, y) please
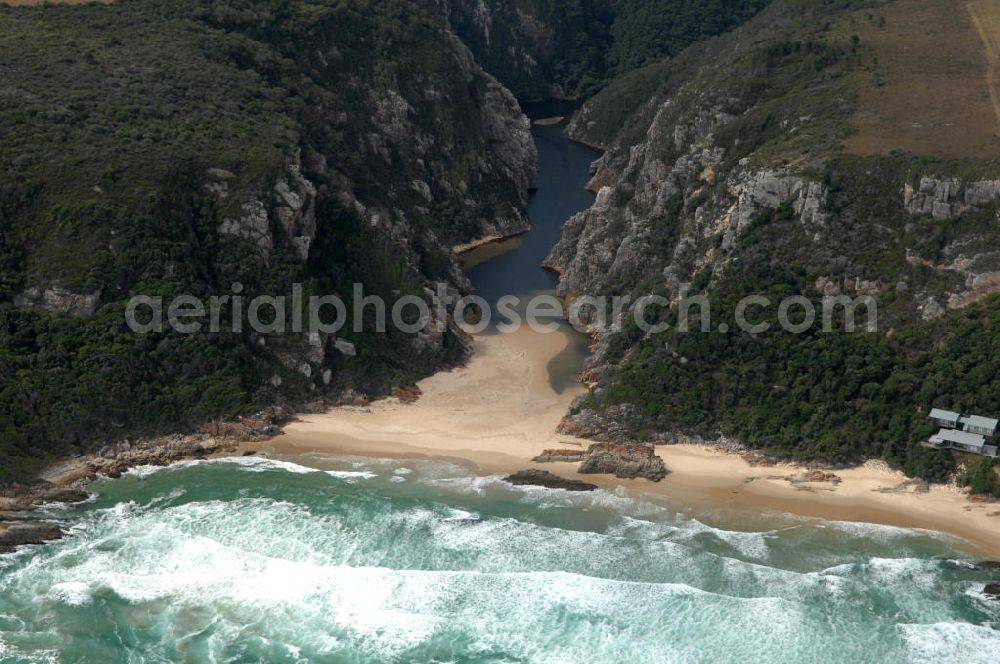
top-left (441, 0), bottom-right (771, 99)
top-left (549, 0), bottom-right (1000, 484)
top-left (0, 0), bottom-right (537, 482)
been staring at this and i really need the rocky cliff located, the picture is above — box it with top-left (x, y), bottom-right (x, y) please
top-left (546, 0), bottom-right (1000, 479)
top-left (438, 0), bottom-right (771, 100)
top-left (0, 0), bottom-right (536, 482)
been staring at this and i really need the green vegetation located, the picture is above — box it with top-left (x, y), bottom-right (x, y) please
top-left (581, 153), bottom-right (1000, 481)
top-left (563, 0), bottom-right (1000, 481)
top-left (0, 0), bottom-right (519, 483)
top-left (606, 0), bottom-right (772, 75)
top-left (589, 265), bottom-right (1000, 481)
top-left (961, 457), bottom-right (1000, 498)
top-left (449, 0), bottom-right (771, 99)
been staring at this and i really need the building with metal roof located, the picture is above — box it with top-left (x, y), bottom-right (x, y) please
top-left (929, 408), bottom-right (961, 428)
top-left (930, 429), bottom-right (986, 447)
top-left (924, 409), bottom-right (1000, 457)
top-left (959, 415), bottom-right (998, 437)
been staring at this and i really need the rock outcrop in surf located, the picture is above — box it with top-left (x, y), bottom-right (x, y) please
top-left (533, 443), bottom-right (668, 482)
top-left (504, 470), bottom-right (598, 492)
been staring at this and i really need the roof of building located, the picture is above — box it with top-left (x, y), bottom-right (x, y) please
top-left (929, 408), bottom-right (961, 423)
top-left (960, 415), bottom-right (999, 433)
top-left (930, 428), bottom-right (987, 447)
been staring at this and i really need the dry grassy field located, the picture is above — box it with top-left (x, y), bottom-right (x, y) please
top-left (842, 0), bottom-right (1000, 158)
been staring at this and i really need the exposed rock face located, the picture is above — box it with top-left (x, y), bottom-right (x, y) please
top-left (0, 523), bottom-right (64, 554)
top-left (13, 286), bottom-right (102, 316)
top-left (0, 487), bottom-right (87, 552)
top-left (558, 405), bottom-right (724, 447)
top-left (577, 443), bottom-right (669, 482)
top-left (213, 151), bottom-right (319, 262)
top-left (279, 17), bottom-right (538, 274)
top-left (903, 176), bottom-right (1000, 220)
top-left (217, 199), bottom-right (273, 254)
top-left (201, 10), bottom-right (538, 397)
top-left (0, 407), bottom-right (299, 551)
top-left (41, 434), bottom-right (238, 484)
top-left (557, 405), bottom-right (648, 443)
top-left (727, 170), bottom-right (828, 242)
top-left (436, 26), bottom-right (538, 245)
top-left (985, 582), bottom-right (1000, 600)
top-left (504, 469), bottom-right (598, 491)
top-left (905, 248), bottom-right (1000, 316)
top-left (531, 440), bottom-right (668, 482)
top-left (968, 561), bottom-right (1000, 572)
top-left (546, 142), bottom-right (830, 309)
top-left (0, 487), bottom-right (90, 512)
top-left (532, 449), bottom-right (587, 463)
top-left (436, 0), bottom-right (558, 99)
top-left (533, 0), bottom-right (1000, 461)
top-left (273, 151), bottom-right (319, 261)
top-left (546, 88), bottom-right (836, 384)
top-left (789, 470), bottom-right (842, 485)
top-left (391, 386), bottom-right (423, 404)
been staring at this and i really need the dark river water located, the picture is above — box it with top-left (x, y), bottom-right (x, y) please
top-left (2, 111), bottom-right (996, 664)
top-left (463, 116), bottom-right (601, 303)
top-left (461, 113), bottom-right (601, 393)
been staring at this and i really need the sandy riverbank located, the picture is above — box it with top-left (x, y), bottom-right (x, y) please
top-left (268, 325), bottom-right (1000, 559)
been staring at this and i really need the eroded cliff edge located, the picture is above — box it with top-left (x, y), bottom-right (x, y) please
top-left (545, 0), bottom-right (1000, 482)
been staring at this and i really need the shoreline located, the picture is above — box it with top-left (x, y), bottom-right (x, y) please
top-left (9, 325), bottom-right (1000, 560)
top-left (264, 326), bottom-right (1000, 559)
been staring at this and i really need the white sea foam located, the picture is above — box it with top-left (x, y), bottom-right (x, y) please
top-left (209, 456), bottom-right (321, 474)
top-left (325, 470), bottom-right (378, 481)
top-left (123, 464), bottom-right (175, 479)
top-left (1, 457), bottom-right (995, 662)
top-left (122, 455), bottom-right (391, 484)
top-left (822, 519), bottom-right (955, 544)
top-left (900, 621), bottom-right (1000, 663)
top-left (34, 492), bottom-right (96, 511)
top-left (24, 522), bottom-right (817, 663)
top-left (47, 581), bottom-right (92, 606)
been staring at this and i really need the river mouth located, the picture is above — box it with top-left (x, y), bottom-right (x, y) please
top-left (4, 110), bottom-right (998, 664)
top-left (461, 117), bottom-right (600, 394)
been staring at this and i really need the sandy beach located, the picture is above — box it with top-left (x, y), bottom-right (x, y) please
top-left (269, 325), bottom-right (1000, 559)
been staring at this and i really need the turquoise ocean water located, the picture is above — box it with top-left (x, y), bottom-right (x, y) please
top-left (3, 117), bottom-right (999, 662)
top-left (1, 455), bottom-right (999, 662)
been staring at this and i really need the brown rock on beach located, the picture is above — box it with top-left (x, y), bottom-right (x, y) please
top-left (504, 470), bottom-right (598, 492)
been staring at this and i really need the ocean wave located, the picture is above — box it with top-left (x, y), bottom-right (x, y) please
top-left (325, 470), bottom-right (379, 481)
top-left (122, 463), bottom-right (178, 479)
top-left (12, 522), bottom-right (821, 663)
top-left (428, 473), bottom-right (665, 518)
top-left (900, 621), bottom-right (1000, 663)
top-left (820, 519), bottom-right (960, 545)
top-left (612, 514), bottom-right (777, 560)
top-left (46, 581), bottom-right (92, 607)
top-left (123, 455), bottom-right (386, 483)
top-left (210, 456), bottom-right (323, 474)
top-left (33, 493), bottom-right (97, 512)
top-left (2, 455), bottom-right (996, 661)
